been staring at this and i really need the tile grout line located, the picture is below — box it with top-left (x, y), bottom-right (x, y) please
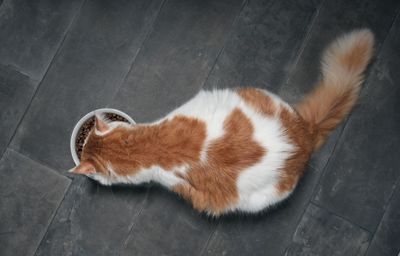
top-left (106, 0), bottom-right (168, 108)
top-left (198, 221), bottom-right (219, 256)
top-left (32, 179), bottom-right (73, 256)
top-left (118, 186), bottom-right (151, 256)
top-left (10, 146), bottom-right (78, 181)
top-left (281, 0), bottom-right (326, 92)
top-left (6, 148), bottom-right (72, 181)
top-left (1, 148), bottom-right (74, 256)
top-left (0, 0), bottom-right (87, 171)
top-left (307, 123), bottom-right (346, 204)
top-left (310, 201), bottom-right (372, 235)
top-left (33, 178), bottom-right (87, 256)
top-left (199, 0), bottom-right (248, 92)
top-left (364, 174), bottom-right (400, 255)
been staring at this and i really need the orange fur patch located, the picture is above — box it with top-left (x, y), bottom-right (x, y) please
top-left (237, 88), bottom-right (276, 116)
top-left (173, 108), bottom-right (265, 214)
top-left (237, 88), bottom-right (313, 195)
top-left (82, 116), bottom-right (207, 175)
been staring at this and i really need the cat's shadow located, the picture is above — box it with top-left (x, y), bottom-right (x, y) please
top-left (86, 177), bottom-right (149, 196)
top-left (83, 177), bottom-right (292, 225)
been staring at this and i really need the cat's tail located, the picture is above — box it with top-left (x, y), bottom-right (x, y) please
top-left (296, 29), bottom-right (374, 150)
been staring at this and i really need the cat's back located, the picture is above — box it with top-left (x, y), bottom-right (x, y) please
top-left (167, 88), bottom-right (284, 126)
top-left (167, 88), bottom-right (241, 119)
top-left (167, 88), bottom-right (300, 159)
top-left (167, 88), bottom-right (292, 136)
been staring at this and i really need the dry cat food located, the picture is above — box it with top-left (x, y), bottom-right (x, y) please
top-left (75, 113), bottom-right (129, 160)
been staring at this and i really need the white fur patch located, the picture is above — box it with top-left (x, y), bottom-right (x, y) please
top-left (165, 89), bottom-right (296, 213)
top-left (89, 163), bottom-right (186, 189)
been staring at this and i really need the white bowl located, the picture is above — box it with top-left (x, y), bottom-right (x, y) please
top-left (70, 108), bottom-right (135, 165)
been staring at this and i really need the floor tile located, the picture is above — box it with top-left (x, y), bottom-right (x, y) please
top-left (121, 186), bottom-right (217, 256)
top-left (0, 149), bottom-right (70, 256)
top-left (0, 0), bottom-right (83, 82)
top-left (366, 183), bottom-right (400, 256)
top-left (0, 66), bottom-right (34, 156)
top-left (285, 203), bottom-right (370, 256)
top-left (35, 177), bottom-right (148, 256)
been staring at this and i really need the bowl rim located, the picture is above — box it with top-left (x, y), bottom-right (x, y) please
top-left (70, 108), bottom-right (135, 166)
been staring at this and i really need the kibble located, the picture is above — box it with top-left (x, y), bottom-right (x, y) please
top-left (75, 113), bottom-right (129, 160)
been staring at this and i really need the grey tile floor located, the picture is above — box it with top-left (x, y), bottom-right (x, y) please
top-left (0, 0), bottom-right (399, 255)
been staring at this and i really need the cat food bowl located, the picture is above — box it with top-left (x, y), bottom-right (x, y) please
top-left (70, 108), bottom-right (135, 165)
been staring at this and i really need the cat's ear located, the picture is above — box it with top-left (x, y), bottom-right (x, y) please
top-left (95, 113), bottom-right (109, 133)
top-left (69, 161), bottom-right (96, 175)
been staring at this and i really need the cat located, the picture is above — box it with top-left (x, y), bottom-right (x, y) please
top-left (70, 29), bottom-right (374, 216)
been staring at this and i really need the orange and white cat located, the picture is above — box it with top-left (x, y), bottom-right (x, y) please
top-left (70, 29), bottom-right (374, 216)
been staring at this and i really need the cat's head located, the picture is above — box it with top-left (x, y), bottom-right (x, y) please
top-left (69, 114), bottom-right (130, 185)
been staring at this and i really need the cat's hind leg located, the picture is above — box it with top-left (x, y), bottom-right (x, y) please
top-left (172, 183), bottom-right (211, 213)
top-left (172, 183), bottom-right (233, 216)
top-left (238, 186), bottom-right (291, 213)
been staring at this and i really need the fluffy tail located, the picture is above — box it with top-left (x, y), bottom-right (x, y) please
top-left (296, 29), bottom-right (375, 150)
